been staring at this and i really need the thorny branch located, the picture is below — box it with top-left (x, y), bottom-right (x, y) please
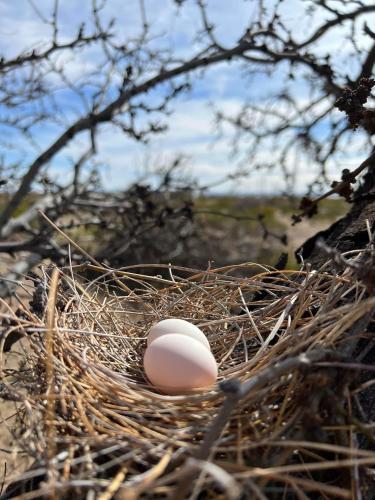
top-left (292, 148), bottom-right (375, 224)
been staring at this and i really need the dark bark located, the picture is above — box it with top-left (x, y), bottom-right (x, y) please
top-left (297, 163), bottom-right (375, 266)
top-left (297, 161), bottom-right (375, 500)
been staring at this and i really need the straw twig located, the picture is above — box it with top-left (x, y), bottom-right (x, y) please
top-left (45, 267), bottom-right (60, 500)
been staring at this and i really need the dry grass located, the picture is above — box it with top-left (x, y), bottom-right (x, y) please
top-left (1, 250), bottom-right (375, 498)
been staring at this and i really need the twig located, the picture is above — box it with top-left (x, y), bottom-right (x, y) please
top-left (37, 211), bottom-right (132, 294)
top-left (97, 464), bottom-right (128, 500)
top-left (292, 150), bottom-right (375, 224)
top-left (45, 268), bottom-right (60, 500)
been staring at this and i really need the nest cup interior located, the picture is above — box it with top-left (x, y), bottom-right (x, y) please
top-left (40, 263), bottom-right (275, 405)
top-left (51, 266), bottom-right (266, 384)
top-left (4, 258), bottom-right (373, 498)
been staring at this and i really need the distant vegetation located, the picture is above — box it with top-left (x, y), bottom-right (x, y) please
top-left (0, 192), bottom-right (346, 270)
top-left (195, 196), bottom-right (348, 268)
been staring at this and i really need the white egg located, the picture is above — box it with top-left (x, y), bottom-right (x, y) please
top-left (147, 318), bottom-right (210, 350)
top-left (144, 334), bottom-right (217, 394)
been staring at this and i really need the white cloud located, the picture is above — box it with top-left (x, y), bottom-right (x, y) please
top-left (0, 3), bottom-right (51, 57)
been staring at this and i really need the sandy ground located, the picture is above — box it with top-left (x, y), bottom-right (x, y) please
top-left (0, 253), bottom-right (35, 492)
top-left (273, 211), bottom-right (333, 261)
top-left (0, 339), bottom-right (34, 493)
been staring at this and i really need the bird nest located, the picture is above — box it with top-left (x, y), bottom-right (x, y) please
top-left (1, 255), bottom-right (375, 499)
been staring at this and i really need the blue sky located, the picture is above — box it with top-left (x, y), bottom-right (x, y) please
top-left (0, 0), bottom-right (374, 194)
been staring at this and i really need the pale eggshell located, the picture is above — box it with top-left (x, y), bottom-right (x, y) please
top-left (147, 318), bottom-right (210, 350)
top-left (143, 333), bottom-right (217, 394)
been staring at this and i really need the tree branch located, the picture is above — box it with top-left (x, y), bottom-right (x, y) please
top-left (0, 39), bottom-right (267, 233)
top-left (0, 32), bottom-right (110, 72)
top-left (299, 5), bottom-right (375, 49)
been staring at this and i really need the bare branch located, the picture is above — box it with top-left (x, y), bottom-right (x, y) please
top-left (0, 33), bottom-right (111, 72)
